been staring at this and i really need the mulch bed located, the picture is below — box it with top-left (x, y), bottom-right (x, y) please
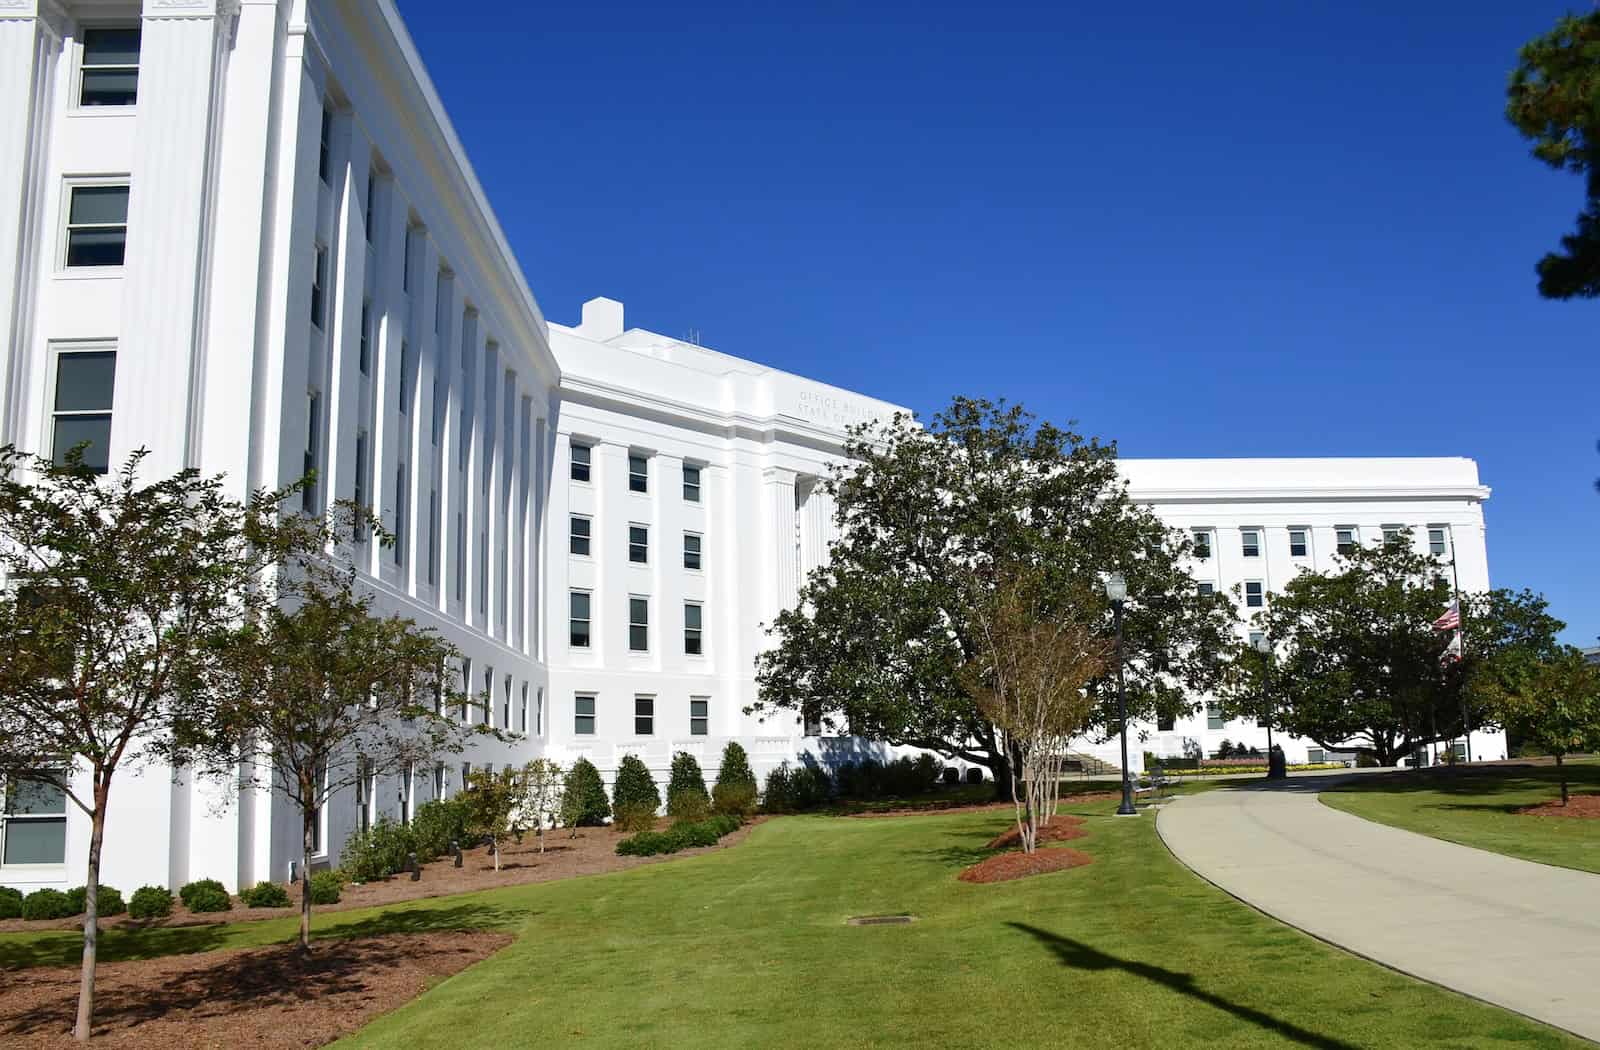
top-left (1518, 794), bottom-right (1600, 819)
top-left (984, 815), bottom-right (1085, 850)
top-left (959, 847), bottom-right (1094, 884)
top-left (0, 819), bottom-right (763, 935)
top-left (0, 931), bottom-right (510, 1048)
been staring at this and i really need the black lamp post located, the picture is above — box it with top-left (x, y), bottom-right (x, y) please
top-left (1105, 572), bottom-right (1137, 816)
top-left (1255, 634), bottom-right (1286, 780)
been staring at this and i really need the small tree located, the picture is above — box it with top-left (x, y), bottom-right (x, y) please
top-left (461, 767), bottom-right (521, 871)
top-left (612, 754), bottom-right (661, 830)
top-left (958, 566), bottom-right (1107, 853)
top-left (561, 757), bottom-right (610, 831)
top-left (666, 752), bottom-right (710, 816)
top-left (1482, 648), bottom-right (1600, 805)
top-left (0, 449), bottom-right (288, 1042)
top-left (520, 758), bottom-right (564, 853)
top-left (201, 506), bottom-right (479, 951)
top-left (713, 740), bottom-right (758, 815)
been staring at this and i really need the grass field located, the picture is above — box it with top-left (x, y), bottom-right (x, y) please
top-left (1322, 760), bottom-right (1600, 874)
top-left (1, 788), bottom-right (1585, 1048)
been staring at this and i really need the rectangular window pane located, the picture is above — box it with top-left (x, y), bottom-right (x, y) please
top-left (628, 454), bottom-right (648, 493)
top-left (83, 26), bottom-right (141, 66)
top-left (80, 69), bottom-right (138, 107)
top-left (571, 443), bottom-right (591, 482)
top-left (6, 779), bottom-right (66, 816)
top-left (3, 818), bottom-right (66, 864)
top-left (65, 186), bottom-right (129, 268)
top-left (1192, 530), bottom-right (1211, 559)
top-left (1429, 529), bottom-right (1448, 556)
top-left (683, 464), bottom-right (701, 502)
top-left (629, 525), bottom-right (648, 563)
top-left (570, 591), bottom-right (590, 647)
top-left (635, 696), bottom-right (654, 736)
top-left (1245, 582), bottom-right (1264, 608)
top-left (570, 516), bottom-right (591, 556)
top-left (69, 185), bottom-right (129, 225)
top-left (575, 694), bottom-right (595, 735)
top-left (52, 415), bottom-right (111, 473)
top-left (1241, 530), bottom-right (1260, 557)
top-left (1207, 703), bottom-right (1225, 731)
top-left (1289, 529), bottom-right (1308, 557)
top-left (629, 597), bottom-right (648, 651)
top-left (684, 533), bottom-right (701, 570)
top-left (54, 351), bottom-right (115, 413)
top-left (1197, 582), bottom-right (1214, 597)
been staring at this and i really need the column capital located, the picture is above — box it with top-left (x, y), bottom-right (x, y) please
top-left (143, 0), bottom-right (240, 19)
top-left (0, 0), bottom-right (68, 39)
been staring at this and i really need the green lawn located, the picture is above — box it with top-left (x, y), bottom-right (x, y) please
top-left (1, 791), bottom-right (1584, 1048)
top-left (1322, 761), bottom-right (1600, 874)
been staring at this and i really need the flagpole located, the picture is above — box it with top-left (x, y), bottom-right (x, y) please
top-left (1449, 538), bottom-right (1472, 764)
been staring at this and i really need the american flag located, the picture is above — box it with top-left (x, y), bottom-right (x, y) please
top-left (1432, 601), bottom-right (1461, 632)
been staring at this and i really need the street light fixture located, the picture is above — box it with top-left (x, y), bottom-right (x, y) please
top-left (1105, 572), bottom-right (1137, 816)
top-left (1255, 633), bottom-right (1286, 780)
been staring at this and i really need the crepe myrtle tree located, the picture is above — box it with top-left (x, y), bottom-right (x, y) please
top-left (0, 447), bottom-right (297, 1042)
top-left (1222, 531), bottom-right (1563, 766)
top-left (198, 503), bottom-right (489, 951)
top-left (751, 398), bottom-right (1237, 797)
top-left (1481, 647), bottom-right (1600, 804)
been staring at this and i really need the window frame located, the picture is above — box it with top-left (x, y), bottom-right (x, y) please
top-left (628, 452), bottom-right (649, 494)
top-left (634, 695), bottom-right (655, 736)
top-left (1288, 527), bottom-right (1309, 559)
top-left (318, 106), bottom-right (334, 184)
top-left (570, 441), bottom-right (592, 483)
top-left (1335, 526), bottom-right (1358, 556)
top-left (690, 697), bottom-right (709, 736)
top-left (682, 463), bottom-right (702, 502)
top-left (1240, 528), bottom-right (1261, 559)
top-left (1381, 524), bottom-right (1405, 548)
top-left (61, 178), bottom-right (130, 271)
top-left (75, 25), bottom-right (141, 109)
top-left (568, 589), bottom-right (591, 648)
top-left (1244, 581), bottom-right (1265, 608)
top-left (1428, 526), bottom-right (1449, 558)
top-left (628, 596), bottom-right (649, 652)
top-left (628, 523), bottom-right (649, 564)
top-left (574, 693), bottom-right (597, 735)
top-left (310, 243), bottom-right (328, 329)
top-left (684, 601), bottom-right (703, 656)
top-left (683, 531), bottom-right (702, 571)
top-left (1206, 702), bottom-right (1226, 731)
top-left (569, 514), bottom-right (592, 557)
top-left (45, 342), bottom-right (116, 475)
top-left (1191, 529), bottom-right (1212, 560)
top-left (1, 773), bottom-right (69, 868)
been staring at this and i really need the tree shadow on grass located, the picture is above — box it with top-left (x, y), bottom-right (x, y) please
top-left (321, 901), bottom-right (530, 940)
top-left (1008, 923), bottom-right (1361, 1050)
top-left (1326, 765), bottom-right (1600, 801)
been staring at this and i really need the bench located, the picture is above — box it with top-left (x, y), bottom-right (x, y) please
top-left (1135, 765), bottom-right (1174, 801)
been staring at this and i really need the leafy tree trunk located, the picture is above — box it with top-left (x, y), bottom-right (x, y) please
top-left (1556, 753), bottom-right (1568, 805)
top-left (299, 809), bottom-right (315, 952)
top-left (74, 783), bottom-right (109, 1042)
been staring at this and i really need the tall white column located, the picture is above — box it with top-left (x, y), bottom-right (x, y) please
top-left (0, 1), bottom-right (63, 447)
top-left (117, 0), bottom-right (236, 476)
top-left (764, 467), bottom-right (799, 621)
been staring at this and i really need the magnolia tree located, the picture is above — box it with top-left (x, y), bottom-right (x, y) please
top-left (958, 566), bottom-right (1107, 853)
top-left (200, 506), bottom-right (482, 950)
top-left (0, 448), bottom-right (294, 1042)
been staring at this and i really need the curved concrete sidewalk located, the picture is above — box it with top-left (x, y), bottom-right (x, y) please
top-left (1157, 780), bottom-right (1600, 1043)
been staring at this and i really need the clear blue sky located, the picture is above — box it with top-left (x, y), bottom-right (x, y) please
top-left (397, 0), bottom-right (1599, 646)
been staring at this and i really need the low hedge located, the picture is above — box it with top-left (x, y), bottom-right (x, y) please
top-left (1156, 762), bottom-right (1350, 777)
top-left (180, 879), bottom-right (232, 914)
top-left (22, 888), bottom-right (74, 920)
top-left (64, 885), bottom-right (125, 916)
top-left (310, 870), bottom-right (343, 905)
top-left (240, 881), bottom-right (292, 909)
top-left (0, 886), bottom-right (22, 919)
top-left (128, 885), bottom-right (173, 920)
top-left (615, 814), bottom-right (741, 857)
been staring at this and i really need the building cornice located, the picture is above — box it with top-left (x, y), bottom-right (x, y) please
top-left (1128, 484), bottom-right (1492, 504)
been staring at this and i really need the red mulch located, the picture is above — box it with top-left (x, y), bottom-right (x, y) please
top-left (959, 847), bottom-right (1094, 884)
top-left (1518, 794), bottom-right (1600, 819)
top-left (984, 816), bottom-right (1085, 850)
top-left (0, 818), bottom-right (762, 935)
top-left (0, 931), bottom-right (510, 1048)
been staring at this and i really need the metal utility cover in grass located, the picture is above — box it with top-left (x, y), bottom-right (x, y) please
top-left (846, 914), bottom-right (914, 926)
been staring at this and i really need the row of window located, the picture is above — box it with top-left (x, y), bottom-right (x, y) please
top-left (1192, 525), bottom-right (1452, 561)
top-left (569, 592), bottom-right (703, 654)
top-left (570, 517), bottom-right (704, 569)
top-left (449, 658), bottom-right (543, 735)
top-left (571, 443), bottom-right (702, 502)
top-left (574, 695), bottom-right (711, 737)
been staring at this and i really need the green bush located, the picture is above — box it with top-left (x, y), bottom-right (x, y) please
top-left (240, 881), bottom-right (292, 908)
top-left (715, 741), bottom-right (757, 792)
top-left (561, 758), bottom-right (611, 827)
top-left (412, 797), bottom-right (471, 860)
top-left (764, 762), bottom-right (832, 813)
top-left (179, 879), bottom-right (227, 910)
top-left (835, 755), bottom-right (938, 799)
top-left (667, 790), bottom-right (710, 822)
top-left (0, 886), bottom-right (22, 919)
top-left (21, 888), bottom-right (73, 920)
top-left (613, 801), bottom-right (659, 833)
top-left (128, 885), bottom-right (173, 920)
top-left (666, 752), bottom-right (710, 816)
top-left (615, 813), bottom-right (742, 856)
top-left (343, 817), bottom-right (416, 882)
top-left (184, 883), bottom-right (232, 914)
top-left (712, 780), bottom-right (758, 818)
top-left (310, 870), bottom-right (343, 905)
top-left (64, 885), bottom-right (124, 917)
top-left (612, 754), bottom-right (661, 813)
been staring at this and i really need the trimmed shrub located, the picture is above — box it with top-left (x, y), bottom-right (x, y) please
top-left (561, 758), bottom-right (611, 827)
top-left (667, 790), bottom-right (710, 823)
top-left (613, 801), bottom-right (659, 834)
top-left (612, 755), bottom-right (661, 814)
top-left (412, 797), bottom-right (471, 861)
top-left (22, 888), bottom-right (73, 921)
top-left (240, 881), bottom-right (292, 909)
top-left (965, 767), bottom-right (984, 785)
top-left (343, 817), bottom-right (416, 882)
top-left (184, 883), bottom-right (231, 914)
top-left (65, 885), bottom-right (124, 917)
top-left (714, 741), bottom-right (757, 793)
top-left (665, 752), bottom-right (709, 816)
top-left (941, 766), bottom-right (960, 786)
top-left (128, 885), bottom-right (173, 920)
top-left (763, 762), bottom-right (832, 813)
top-left (179, 878), bottom-right (227, 910)
top-left (615, 813), bottom-right (742, 857)
top-left (0, 886), bottom-right (22, 919)
top-left (310, 870), bottom-right (343, 905)
top-left (712, 780), bottom-right (758, 818)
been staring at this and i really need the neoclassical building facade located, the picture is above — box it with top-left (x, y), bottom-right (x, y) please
top-left (0, 0), bottom-right (1499, 893)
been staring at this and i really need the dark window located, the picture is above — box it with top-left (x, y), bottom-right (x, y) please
top-left (570, 515), bottom-right (591, 556)
top-left (635, 696), bottom-right (654, 736)
top-left (1206, 703), bottom-right (1225, 731)
top-left (398, 340), bottom-right (409, 412)
top-left (683, 463), bottom-right (701, 502)
top-left (628, 597), bottom-right (648, 651)
top-left (352, 431), bottom-right (369, 538)
top-left (318, 107), bottom-right (333, 183)
top-left (574, 694), bottom-right (596, 735)
top-left (690, 698), bottom-right (708, 736)
top-left (427, 490), bottom-right (439, 585)
top-left (364, 171), bottom-right (376, 242)
top-left (1289, 529), bottom-right (1308, 558)
top-left (1382, 527), bottom-right (1403, 548)
top-left (2, 776), bottom-right (67, 864)
top-left (569, 591), bottom-right (591, 648)
top-left (359, 300), bottom-right (372, 375)
top-left (51, 350), bottom-right (115, 473)
top-left (683, 532), bottom-right (702, 570)
top-left (1245, 582), bottom-right (1264, 608)
top-left (570, 442), bottom-right (591, 482)
top-left (1196, 581), bottom-right (1214, 597)
top-left (1429, 528), bottom-right (1448, 557)
top-left (1192, 530), bottom-right (1211, 560)
top-left (1157, 714), bottom-right (1175, 732)
top-left (65, 185), bottom-right (129, 267)
top-left (1241, 530), bottom-right (1260, 558)
top-left (393, 463), bottom-right (407, 566)
top-left (310, 246), bottom-right (327, 328)
top-left (684, 602), bottom-right (703, 655)
top-left (628, 453), bottom-right (648, 493)
top-left (628, 525), bottom-right (648, 564)
top-left (1336, 528), bottom-right (1356, 556)
top-left (79, 27), bottom-right (140, 107)
top-left (302, 392), bottom-right (320, 512)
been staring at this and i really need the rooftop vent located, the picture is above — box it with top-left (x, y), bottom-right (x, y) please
top-left (578, 296), bottom-right (624, 340)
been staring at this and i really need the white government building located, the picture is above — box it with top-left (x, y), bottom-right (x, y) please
top-left (0, 0), bottom-right (1503, 893)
